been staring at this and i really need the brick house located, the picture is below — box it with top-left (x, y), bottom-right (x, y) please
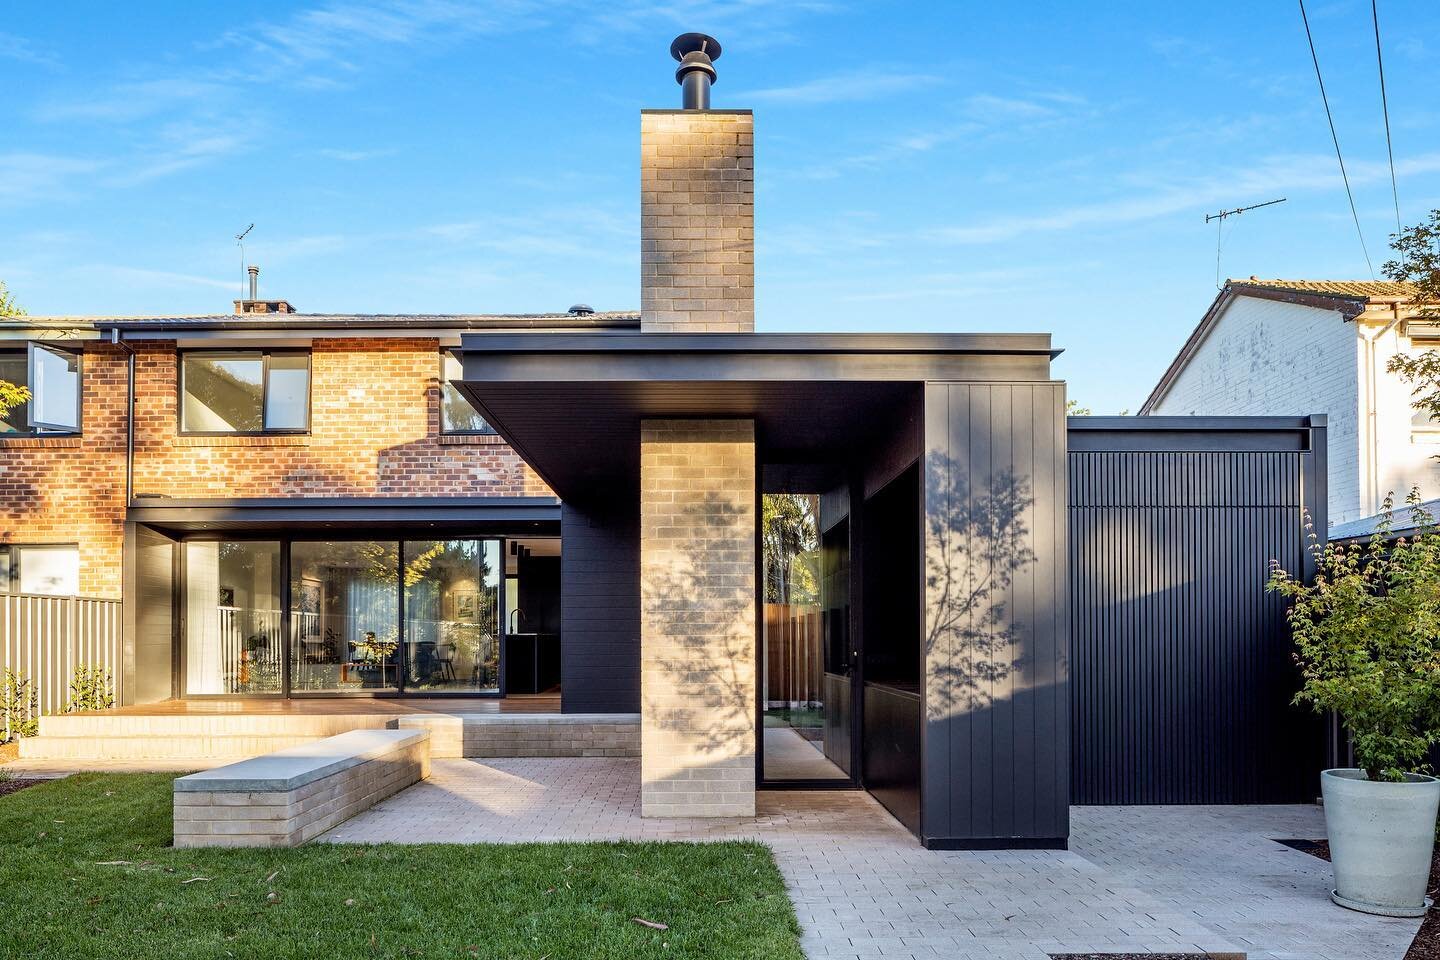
top-left (0, 36), bottom-right (1332, 851)
top-left (1141, 278), bottom-right (1432, 526)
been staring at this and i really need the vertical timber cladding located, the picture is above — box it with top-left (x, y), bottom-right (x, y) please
top-left (921, 382), bottom-right (1069, 849)
top-left (1067, 416), bottom-right (1328, 804)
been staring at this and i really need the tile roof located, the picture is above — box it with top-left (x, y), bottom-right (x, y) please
top-left (1227, 278), bottom-right (1416, 300)
top-left (48, 312), bottom-right (642, 333)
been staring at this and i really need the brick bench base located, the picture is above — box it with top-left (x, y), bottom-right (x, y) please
top-left (397, 714), bottom-right (640, 758)
top-left (173, 728), bottom-right (429, 848)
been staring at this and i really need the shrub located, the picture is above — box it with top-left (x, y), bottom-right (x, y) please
top-left (64, 665), bottom-right (114, 714)
top-left (0, 670), bottom-right (38, 742)
top-left (1268, 492), bottom-right (1440, 781)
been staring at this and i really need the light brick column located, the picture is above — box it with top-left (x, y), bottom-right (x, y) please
top-left (640, 110), bottom-right (754, 333)
top-left (639, 419), bottom-right (756, 817)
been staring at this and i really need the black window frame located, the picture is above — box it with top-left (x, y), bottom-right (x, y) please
top-left (0, 542), bottom-right (81, 596)
top-left (0, 344), bottom-right (83, 437)
top-left (438, 350), bottom-right (496, 436)
top-left (178, 349), bottom-right (312, 437)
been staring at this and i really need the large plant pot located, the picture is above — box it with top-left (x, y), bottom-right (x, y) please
top-left (1320, 768), bottom-right (1439, 917)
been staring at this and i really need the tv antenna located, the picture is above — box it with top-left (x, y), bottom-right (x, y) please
top-left (1205, 199), bottom-right (1285, 290)
top-left (234, 223), bottom-right (254, 299)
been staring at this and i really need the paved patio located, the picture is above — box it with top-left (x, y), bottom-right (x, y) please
top-left (318, 757), bottom-right (1421, 959)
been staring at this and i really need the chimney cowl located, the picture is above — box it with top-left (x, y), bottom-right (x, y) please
top-left (670, 33), bottom-right (721, 109)
top-left (567, 303), bottom-right (595, 316)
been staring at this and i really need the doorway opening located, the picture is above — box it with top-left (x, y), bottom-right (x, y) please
top-left (760, 475), bottom-right (855, 785)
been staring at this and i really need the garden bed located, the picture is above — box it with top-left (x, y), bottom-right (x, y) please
top-left (0, 772), bottom-right (804, 959)
top-left (0, 776), bottom-right (45, 798)
top-left (1277, 837), bottom-right (1438, 960)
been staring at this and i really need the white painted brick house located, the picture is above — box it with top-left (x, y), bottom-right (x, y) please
top-left (1142, 279), bottom-right (1435, 527)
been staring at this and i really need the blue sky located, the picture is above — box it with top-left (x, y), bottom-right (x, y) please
top-left (2, 1), bottom-right (1438, 413)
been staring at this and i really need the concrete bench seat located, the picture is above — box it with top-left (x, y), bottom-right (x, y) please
top-left (173, 728), bottom-right (429, 848)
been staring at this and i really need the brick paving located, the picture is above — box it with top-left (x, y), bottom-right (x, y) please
top-left (1071, 804), bottom-right (1420, 960)
top-left (323, 757), bottom-right (1416, 959)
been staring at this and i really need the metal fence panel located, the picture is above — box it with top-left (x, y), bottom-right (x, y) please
top-left (0, 594), bottom-right (123, 717)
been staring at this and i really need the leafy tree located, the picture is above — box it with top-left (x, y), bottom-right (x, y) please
top-left (762, 494), bottom-right (818, 605)
top-left (0, 281), bottom-right (28, 419)
top-left (1382, 210), bottom-right (1440, 419)
top-left (1267, 491), bottom-right (1440, 781)
top-left (1066, 399), bottom-right (1091, 416)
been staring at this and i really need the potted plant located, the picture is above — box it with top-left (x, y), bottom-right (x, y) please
top-left (1268, 492), bottom-right (1440, 917)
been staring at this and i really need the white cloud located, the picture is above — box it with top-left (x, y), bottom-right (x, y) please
top-left (741, 68), bottom-right (938, 105)
top-left (927, 151), bottom-right (1440, 246)
top-left (0, 31), bottom-right (59, 68)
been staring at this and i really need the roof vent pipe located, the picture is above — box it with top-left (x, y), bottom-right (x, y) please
top-left (247, 264), bottom-right (259, 301)
top-left (568, 303), bottom-right (594, 316)
top-left (671, 33), bottom-right (721, 109)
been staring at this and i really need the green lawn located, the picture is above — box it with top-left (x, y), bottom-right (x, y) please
top-left (0, 773), bottom-right (804, 960)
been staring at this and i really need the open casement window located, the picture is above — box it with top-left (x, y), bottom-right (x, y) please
top-left (28, 343), bottom-right (82, 432)
top-left (440, 351), bottom-right (494, 434)
top-left (180, 350), bottom-right (310, 434)
top-left (0, 343), bottom-right (81, 434)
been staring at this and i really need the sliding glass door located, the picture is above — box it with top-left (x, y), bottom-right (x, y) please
top-left (183, 541), bottom-right (283, 695)
top-left (403, 539), bottom-right (501, 693)
top-left (181, 535), bottom-right (504, 697)
top-left (290, 541), bottom-right (401, 693)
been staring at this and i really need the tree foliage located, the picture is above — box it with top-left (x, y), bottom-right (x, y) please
top-left (0, 281), bottom-right (29, 419)
top-left (762, 494), bottom-right (818, 605)
top-left (1267, 491), bottom-right (1440, 781)
top-left (1383, 210), bottom-right (1440, 420)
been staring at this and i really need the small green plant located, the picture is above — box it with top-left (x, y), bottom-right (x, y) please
top-left (1267, 491), bottom-right (1440, 782)
top-left (64, 665), bottom-right (114, 714)
top-left (0, 670), bottom-right (39, 742)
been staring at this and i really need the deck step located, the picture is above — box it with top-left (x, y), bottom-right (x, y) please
top-left (19, 712), bottom-right (640, 762)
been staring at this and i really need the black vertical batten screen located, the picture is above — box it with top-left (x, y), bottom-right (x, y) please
top-left (560, 500), bottom-right (641, 713)
top-left (922, 382), bottom-right (1069, 849)
top-left (1067, 416), bottom-right (1327, 804)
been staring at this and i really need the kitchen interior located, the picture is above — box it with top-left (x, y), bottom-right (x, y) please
top-left (504, 537), bottom-right (561, 696)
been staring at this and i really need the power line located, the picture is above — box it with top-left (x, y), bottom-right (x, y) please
top-left (1298, 0), bottom-right (1374, 278)
top-left (1372, 0), bottom-right (1401, 236)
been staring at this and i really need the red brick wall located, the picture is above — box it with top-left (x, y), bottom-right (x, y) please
top-left (131, 338), bottom-right (549, 498)
top-left (1, 336), bottom-right (551, 599)
top-left (0, 343), bottom-right (128, 598)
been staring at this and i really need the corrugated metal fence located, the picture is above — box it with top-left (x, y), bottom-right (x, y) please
top-left (0, 594), bottom-right (123, 716)
top-left (1068, 417), bottom-right (1328, 804)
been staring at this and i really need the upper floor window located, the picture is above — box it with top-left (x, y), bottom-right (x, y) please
top-left (440, 352), bottom-right (494, 435)
top-left (180, 350), bottom-right (310, 434)
top-left (0, 543), bottom-right (80, 595)
top-left (0, 343), bottom-right (82, 435)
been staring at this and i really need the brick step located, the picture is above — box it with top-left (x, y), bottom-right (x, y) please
top-left (20, 712), bottom-right (640, 762)
top-left (36, 714), bottom-right (393, 738)
top-left (19, 733), bottom-right (335, 761)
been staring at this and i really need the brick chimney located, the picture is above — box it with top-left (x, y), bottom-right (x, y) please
top-left (641, 34), bottom-right (754, 333)
top-left (233, 265), bottom-right (295, 315)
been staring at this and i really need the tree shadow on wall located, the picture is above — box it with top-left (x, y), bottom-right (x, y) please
top-left (924, 455), bottom-right (1038, 717)
top-left (640, 490), bottom-right (755, 761)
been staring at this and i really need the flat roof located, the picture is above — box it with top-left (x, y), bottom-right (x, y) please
top-left (456, 331), bottom-right (1060, 502)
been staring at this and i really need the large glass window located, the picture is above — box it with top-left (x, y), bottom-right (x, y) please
top-left (290, 541), bottom-right (400, 692)
top-left (762, 492), bottom-right (851, 781)
top-left (0, 544), bottom-right (80, 595)
top-left (1, 344), bottom-right (81, 434)
top-left (180, 350), bottom-right (309, 434)
top-left (184, 541), bottom-right (282, 695)
top-left (403, 540), bottom-right (501, 693)
top-left (439, 352), bottom-right (493, 434)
